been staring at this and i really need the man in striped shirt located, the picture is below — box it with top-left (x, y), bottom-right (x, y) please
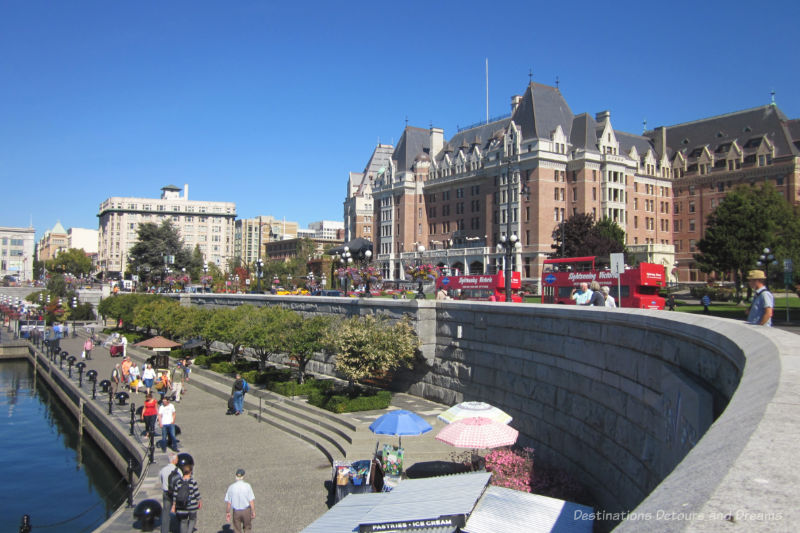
top-left (171, 463), bottom-right (202, 533)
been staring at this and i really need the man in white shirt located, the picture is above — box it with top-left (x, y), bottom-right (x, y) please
top-left (158, 397), bottom-right (178, 452)
top-left (158, 454), bottom-right (178, 533)
top-left (121, 334), bottom-right (128, 357)
top-left (224, 468), bottom-right (256, 533)
top-left (570, 282), bottom-right (592, 305)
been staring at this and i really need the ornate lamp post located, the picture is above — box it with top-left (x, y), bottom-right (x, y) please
top-left (255, 258), bottom-right (264, 293)
top-left (321, 273), bottom-right (327, 290)
top-left (757, 248), bottom-right (777, 289)
top-left (202, 263), bottom-right (209, 292)
top-left (337, 247), bottom-right (353, 294)
top-left (496, 234), bottom-right (521, 302)
top-left (415, 245), bottom-right (425, 299)
top-left (306, 271), bottom-right (314, 293)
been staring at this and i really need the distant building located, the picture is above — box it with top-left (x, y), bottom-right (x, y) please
top-left (349, 80), bottom-right (800, 286)
top-left (67, 227), bottom-right (99, 254)
top-left (0, 226), bottom-right (35, 281)
top-left (37, 221), bottom-right (69, 261)
top-left (234, 215), bottom-right (299, 267)
top-left (307, 220), bottom-right (344, 240)
top-left (97, 184), bottom-right (236, 278)
top-left (343, 144), bottom-right (392, 242)
top-left (264, 237), bottom-right (342, 263)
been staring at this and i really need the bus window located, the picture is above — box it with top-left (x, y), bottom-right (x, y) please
top-left (557, 287), bottom-right (574, 299)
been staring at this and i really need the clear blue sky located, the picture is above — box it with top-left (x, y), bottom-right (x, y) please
top-left (2, 0), bottom-right (798, 239)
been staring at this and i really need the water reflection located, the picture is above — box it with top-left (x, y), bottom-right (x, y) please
top-left (0, 361), bottom-right (127, 532)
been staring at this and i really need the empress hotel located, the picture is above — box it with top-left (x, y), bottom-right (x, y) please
top-left (343, 81), bottom-right (800, 289)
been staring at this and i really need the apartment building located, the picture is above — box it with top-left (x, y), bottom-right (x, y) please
top-left (0, 226), bottom-right (35, 281)
top-left (97, 184), bottom-right (236, 278)
top-left (234, 215), bottom-right (299, 267)
top-left (352, 81), bottom-right (800, 287)
top-left (67, 227), bottom-right (99, 254)
top-left (37, 221), bottom-right (69, 261)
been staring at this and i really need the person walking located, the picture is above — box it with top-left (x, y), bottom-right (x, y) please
top-left (171, 362), bottom-right (185, 403)
top-left (601, 286), bottom-right (616, 308)
top-left (111, 364), bottom-right (122, 394)
top-left (746, 270), bottom-right (774, 326)
top-left (171, 463), bottom-right (202, 533)
top-left (121, 334), bottom-right (128, 358)
top-left (158, 453), bottom-right (179, 533)
top-left (141, 392), bottom-right (158, 438)
top-left (701, 294), bottom-right (711, 315)
top-left (142, 363), bottom-right (156, 395)
top-left (667, 294), bottom-right (676, 311)
top-left (224, 468), bottom-right (256, 533)
top-left (129, 362), bottom-right (141, 394)
top-left (121, 356), bottom-right (132, 388)
top-left (83, 337), bottom-right (93, 360)
top-left (157, 371), bottom-right (172, 400)
top-left (231, 373), bottom-right (249, 416)
top-left (158, 397), bottom-right (179, 451)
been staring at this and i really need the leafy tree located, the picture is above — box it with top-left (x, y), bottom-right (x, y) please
top-left (551, 214), bottom-right (625, 258)
top-left (46, 273), bottom-right (68, 297)
top-left (98, 294), bottom-right (158, 329)
top-left (68, 303), bottom-right (96, 321)
top-left (133, 298), bottom-right (181, 337)
top-left (327, 315), bottom-right (419, 388)
top-left (286, 315), bottom-right (332, 383)
top-left (243, 306), bottom-right (295, 371)
top-left (188, 245), bottom-right (205, 282)
top-left (210, 305), bottom-right (254, 361)
top-left (127, 221), bottom-right (193, 285)
top-left (695, 183), bottom-right (800, 298)
top-left (46, 248), bottom-right (92, 277)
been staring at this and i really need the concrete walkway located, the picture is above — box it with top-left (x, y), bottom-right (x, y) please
top-left (42, 333), bottom-right (332, 533)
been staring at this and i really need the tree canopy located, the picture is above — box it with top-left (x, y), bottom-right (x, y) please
top-left (551, 214), bottom-right (626, 258)
top-left (127, 221), bottom-right (197, 284)
top-left (694, 183), bottom-right (800, 291)
top-left (46, 248), bottom-right (92, 277)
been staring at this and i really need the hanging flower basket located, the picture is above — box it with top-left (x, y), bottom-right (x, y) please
top-left (405, 264), bottom-right (440, 281)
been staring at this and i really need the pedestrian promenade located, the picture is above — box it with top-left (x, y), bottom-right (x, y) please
top-left (30, 333), bottom-right (331, 533)
top-left (24, 329), bottom-right (457, 533)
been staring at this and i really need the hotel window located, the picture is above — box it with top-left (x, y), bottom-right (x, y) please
top-left (689, 219), bottom-right (696, 232)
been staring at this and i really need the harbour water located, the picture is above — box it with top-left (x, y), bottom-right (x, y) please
top-left (0, 360), bottom-right (127, 532)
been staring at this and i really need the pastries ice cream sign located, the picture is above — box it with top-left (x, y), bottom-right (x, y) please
top-left (359, 514), bottom-right (465, 532)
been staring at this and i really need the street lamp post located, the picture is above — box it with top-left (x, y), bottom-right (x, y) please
top-left (321, 273), bottom-right (327, 290)
top-left (496, 234), bottom-right (521, 302)
top-left (255, 259), bottom-right (264, 293)
top-left (306, 271), bottom-right (314, 293)
top-left (337, 247), bottom-right (353, 294)
top-left (757, 248), bottom-right (777, 289)
top-left (415, 245), bottom-right (425, 299)
top-left (202, 263), bottom-right (209, 293)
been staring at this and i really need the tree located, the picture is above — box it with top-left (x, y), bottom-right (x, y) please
top-left (243, 306), bottom-right (294, 371)
top-left (209, 306), bottom-right (254, 361)
top-left (46, 248), bottom-right (92, 277)
top-left (551, 214), bottom-right (625, 258)
top-left (285, 315), bottom-right (331, 383)
top-left (328, 315), bottom-right (419, 388)
top-left (127, 221), bottom-right (193, 285)
top-left (695, 183), bottom-right (800, 298)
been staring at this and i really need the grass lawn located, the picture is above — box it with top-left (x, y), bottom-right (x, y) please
top-left (675, 294), bottom-right (800, 322)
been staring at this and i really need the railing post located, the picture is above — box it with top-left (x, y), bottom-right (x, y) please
top-left (130, 403), bottom-right (136, 436)
top-left (92, 380), bottom-right (97, 400)
top-left (108, 390), bottom-right (113, 414)
top-left (149, 432), bottom-right (155, 463)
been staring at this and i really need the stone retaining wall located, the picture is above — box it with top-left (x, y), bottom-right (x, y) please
top-left (172, 294), bottom-right (798, 531)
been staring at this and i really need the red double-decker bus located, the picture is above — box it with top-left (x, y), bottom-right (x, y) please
top-left (435, 272), bottom-right (522, 302)
top-left (540, 256), bottom-right (666, 309)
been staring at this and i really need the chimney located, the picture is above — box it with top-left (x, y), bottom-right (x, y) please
top-left (430, 127), bottom-right (444, 158)
top-left (595, 110), bottom-right (610, 123)
top-left (511, 95), bottom-right (522, 113)
top-left (184, 183), bottom-right (189, 200)
top-left (653, 126), bottom-right (667, 159)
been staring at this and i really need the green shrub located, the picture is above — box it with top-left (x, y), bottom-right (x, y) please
top-left (307, 387), bottom-right (391, 413)
top-left (194, 352), bottom-right (228, 368)
top-left (269, 378), bottom-right (332, 397)
top-left (209, 361), bottom-right (236, 374)
top-left (689, 286), bottom-right (735, 302)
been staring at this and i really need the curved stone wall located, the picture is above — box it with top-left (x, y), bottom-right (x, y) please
top-left (176, 294), bottom-right (798, 530)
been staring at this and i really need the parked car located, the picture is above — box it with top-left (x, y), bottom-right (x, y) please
top-left (312, 290), bottom-right (342, 297)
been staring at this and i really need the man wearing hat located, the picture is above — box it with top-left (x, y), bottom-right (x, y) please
top-left (746, 270), bottom-right (774, 326)
top-left (224, 468), bottom-right (256, 533)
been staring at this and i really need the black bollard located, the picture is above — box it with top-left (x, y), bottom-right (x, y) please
top-left (133, 499), bottom-right (161, 532)
top-left (79, 367), bottom-right (83, 387)
top-left (18, 514), bottom-right (31, 533)
top-left (127, 458), bottom-right (135, 507)
top-left (130, 403), bottom-right (136, 436)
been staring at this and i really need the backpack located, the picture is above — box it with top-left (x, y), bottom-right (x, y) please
top-left (173, 476), bottom-right (191, 509)
top-left (234, 379), bottom-right (244, 391)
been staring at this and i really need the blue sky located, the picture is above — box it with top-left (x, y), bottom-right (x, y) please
top-left (2, 0), bottom-right (798, 239)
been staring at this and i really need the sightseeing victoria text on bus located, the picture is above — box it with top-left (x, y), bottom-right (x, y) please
top-left (436, 272), bottom-right (522, 302)
top-left (541, 256), bottom-right (666, 309)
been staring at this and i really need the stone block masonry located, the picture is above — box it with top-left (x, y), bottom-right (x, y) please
top-left (173, 294), bottom-right (799, 531)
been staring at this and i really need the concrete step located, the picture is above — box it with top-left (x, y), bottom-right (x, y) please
top-left (185, 368), bottom-right (351, 463)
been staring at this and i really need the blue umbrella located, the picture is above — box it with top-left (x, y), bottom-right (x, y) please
top-left (369, 410), bottom-right (433, 447)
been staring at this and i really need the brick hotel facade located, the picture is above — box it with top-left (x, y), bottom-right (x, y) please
top-left (345, 82), bottom-right (800, 287)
